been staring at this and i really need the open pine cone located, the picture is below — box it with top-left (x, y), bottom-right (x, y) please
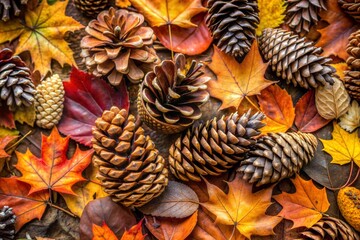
top-left (0, 206), bottom-right (16, 240)
top-left (92, 106), bottom-right (168, 207)
top-left (338, 0), bottom-right (360, 22)
top-left (81, 8), bottom-right (159, 86)
top-left (0, 48), bottom-right (36, 111)
top-left (137, 53), bottom-right (210, 134)
top-left (74, 0), bottom-right (108, 17)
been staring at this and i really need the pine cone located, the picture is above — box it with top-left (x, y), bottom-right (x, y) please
top-left (169, 111), bottom-right (265, 182)
top-left (347, 30), bottom-right (360, 70)
top-left (80, 8), bottom-right (159, 86)
top-left (259, 28), bottom-right (335, 89)
top-left (298, 216), bottom-right (359, 240)
top-left (0, 48), bottom-right (36, 111)
top-left (0, 206), bottom-right (16, 240)
top-left (344, 70), bottom-right (360, 102)
top-left (74, 0), bottom-right (108, 18)
top-left (338, 0), bottom-right (360, 22)
top-left (34, 74), bottom-right (64, 129)
top-left (206, 0), bottom-right (259, 61)
top-left (0, 0), bottom-right (33, 21)
top-left (237, 132), bottom-right (317, 186)
top-left (137, 54), bottom-right (210, 134)
top-left (92, 106), bottom-right (168, 207)
top-left (285, 0), bottom-right (327, 34)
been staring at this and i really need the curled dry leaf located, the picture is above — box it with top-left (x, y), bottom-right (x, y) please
top-left (80, 197), bottom-right (136, 240)
top-left (315, 78), bottom-right (350, 120)
top-left (138, 181), bottom-right (199, 218)
top-left (339, 100), bottom-right (360, 132)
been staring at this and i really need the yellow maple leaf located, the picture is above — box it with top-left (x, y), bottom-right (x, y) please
top-left (256, 0), bottom-right (286, 36)
top-left (320, 123), bottom-right (360, 166)
top-left (331, 62), bottom-right (348, 80)
top-left (0, 0), bottom-right (83, 75)
top-left (116, 0), bottom-right (131, 8)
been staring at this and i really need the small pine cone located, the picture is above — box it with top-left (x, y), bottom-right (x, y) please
top-left (0, 206), bottom-right (16, 240)
top-left (298, 216), bottom-right (359, 240)
top-left (347, 30), bottom-right (360, 70)
top-left (338, 0), bottom-right (360, 22)
top-left (0, 48), bottom-right (36, 111)
top-left (237, 132), bottom-right (318, 186)
top-left (92, 106), bottom-right (168, 207)
top-left (285, 0), bottom-right (327, 35)
top-left (74, 0), bottom-right (108, 18)
top-left (259, 28), bottom-right (336, 89)
top-left (34, 74), bottom-right (64, 129)
top-left (0, 0), bottom-right (33, 21)
top-left (81, 8), bottom-right (159, 86)
top-left (169, 111), bottom-right (265, 182)
top-left (206, 0), bottom-right (259, 61)
top-left (344, 70), bottom-right (360, 102)
top-left (137, 54), bottom-right (210, 134)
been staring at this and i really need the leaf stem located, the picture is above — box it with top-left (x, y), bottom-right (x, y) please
top-left (47, 202), bottom-right (76, 218)
top-left (348, 166), bottom-right (360, 187)
top-left (167, 23), bottom-right (174, 60)
top-left (327, 161), bottom-right (355, 190)
top-left (244, 96), bottom-right (261, 112)
top-left (5, 130), bottom-right (32, 151)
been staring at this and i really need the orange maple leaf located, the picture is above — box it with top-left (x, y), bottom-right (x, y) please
top-left (92, 222), bottom-right (118, 240)
top-left (121, 219), bottom-right (146, 240)
top-left (0, 135), bottom-right (17, 158)
top-left (0, 178), bottom-right (49, 230)
top-left (207, 41), bottom-right (274, 110)
top-left (201, 176), bottom-right (282, 239)
top-left (15, 127), bottom-right (93, 195)
top-left (257, 84), bottom-right (295, 134)
top-left (273, 175), bottom-right (330, 229)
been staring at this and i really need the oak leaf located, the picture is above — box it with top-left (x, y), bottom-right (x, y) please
top-left (121, 219), bottom-right (146, 240)
top-left (15, 127), bottom-right (93, 195)
top-left (256, 0), bottom-right (286, 35)
top-left (13, 105), bottom-right (36, 127)
top-left (320, 123), bottom-right (360, 167)
top-left (92, 222), bottom-right (118, 240)
top-left (274, 175), bottom-right (330, 229)
top-left (58, 67), bottom-right (129, 147)
top-left (207, 41), bottom-right (274, 110)
top-left (0, 0), bottom-right (83, 75)
top-left (0, 178), bottom-right (49, 230)
top-left (294, 90), bottom-right (330, 133)
top-left (257, 84), bottom-right (295, 134)
top-left (201, 176), bottom-right (282, 239)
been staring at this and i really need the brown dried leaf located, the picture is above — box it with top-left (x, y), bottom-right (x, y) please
top-left (339, 100), bottom-right (360, 132)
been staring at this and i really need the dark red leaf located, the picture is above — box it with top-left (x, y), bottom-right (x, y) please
top-left (295, 90), bottom-right (330, 133)
top-left (0, 105), bottom-right (15, 129)
top-left (58, 67), bottom-right (129, 146)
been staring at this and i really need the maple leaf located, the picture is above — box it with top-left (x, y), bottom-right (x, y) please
top-left (116, 0), bottom-right (131, 8)
top-left (15, 127), bottom-right (93, 195)
top-left (0, 0), bottom-right (83, 75)
top-left (316, 0), bottom-right (359, 60)
top-left (274, 175), bottom-right (330, 229)
top-left (320, 123), bottom-right (360, 167)
top-left (207, 41), bottom-right (274, 110)
top-left (201, 176), bottom-right (282, 239)
top-left (121, 219), bottom-right (146, 240)
top-left (58, 67), bottom-right (129, 147)
top-left (0, 178), bottom-right (49, 230)
top-left (92, 222), bottom-right (118, 240)
top-left (257, 84), bottom-right (295, 134)
top-left (257, 0), bottom-right (286, 35)
top-left (331, 63), bottom-right (348, 80)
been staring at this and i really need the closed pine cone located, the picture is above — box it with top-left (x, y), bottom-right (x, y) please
top-left (34, 74), bottom-right (64, 129)
top-left (81, 8), bottom-right (159, 86)
top-left (259, 28), bottom-right (335, 89)
top-left (285, 0), bottom-right (327, 34)
top-left (298, 215), bottom-right (359, 240)
top-left (0, 206), bottom-right (16, 240)
top-left (206, 0), bottom-right (259, 61)
top-left (137, 53), bottom-right (210, 134)
top-left (347, 30), bottom-right (360, 70)
top-left (169, 111), bottom-right (265, 182)
top-left (237, 132), bottom-right (318, 186)
top-left (0, 48), bottom-right (36, 111)
top-left (344, 71), bottom-right (360, 102)
top-left (338, 0), bottom-right (360, 22)
top-left (92, 106), bottom-right (168, 207)
top-left (74, 0), bottom-right (108, 18)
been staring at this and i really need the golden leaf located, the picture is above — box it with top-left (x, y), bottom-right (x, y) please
top-left (256, 0), bottom-right (286, 35)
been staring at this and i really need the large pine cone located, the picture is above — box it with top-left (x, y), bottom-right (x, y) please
top-left (206, 0), bottom-right (259, 61)
top-left (34, 74), bottom-right (64, 129)
top-left (338, 0), bottom-right (360, 22)
top-left (92, 106), bottom-right (168, 207)
top-left (74, 0), bottom-right (108, 17)
top-left (237, 132), bottom-right (317, 186)
top-left (0, 0), bottom-right (33, 21)
top-left (259, 28), bottom-right (335, 89)
top-left (285, 0), bottom-right (327, 34)
top-left (169, 111), bottom-right (265, 182)
top-left (81, 8), bottom-right (159, 86)
top-left (298, 216), bottom-right (359, 240)
top-left (0, 48), bottom-right (36, 111)
top-left (137, 54), bottom-right (210, 134)
top-left (0, 206), bottom-right (16, 240)
top-left (347, 30), bottom-right (360, 70)
top-left (344, 71), bottom-right (360, 102)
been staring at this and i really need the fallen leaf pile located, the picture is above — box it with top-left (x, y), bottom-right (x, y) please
top-left (0, 0), bottom-right (359, 239)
